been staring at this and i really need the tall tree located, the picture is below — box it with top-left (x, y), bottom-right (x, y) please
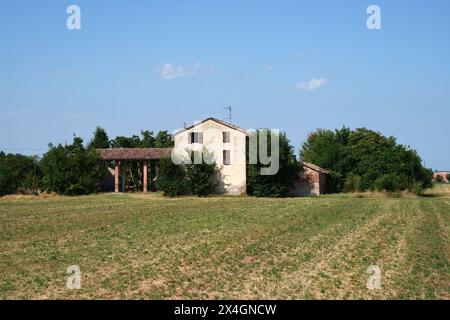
top-left (300, 127), bottom-right (433, 194)
top-left (247, 130), bottom-right (301, 197)
top-left (88, 126), bottom-right (110, 149)
top-left (40, 136), bottom-right (102, 195)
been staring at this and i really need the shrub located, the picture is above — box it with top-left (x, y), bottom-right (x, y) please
top-left (300, 127), bottom-right (432, 193)
top-left (0, 152), bottom-right (41, 196)
top-left (247, 130), bottom-right (301, 197)
top-left (411, 181), bottom-right (424, 196)
top-left (447, 174), bottom-right (450, 183)
top-left (156, 157), bottom-right (188, 196)
top-left (435, 175), bottom-right (443, 183)
top-left (40, 137), bottom-right (102, 195)
top-left (185, 150), bottom-right (220, 197)
top-left (374, 174), bottom-right (407, 192)
top-left (343, 174), bottom-right (362, 192)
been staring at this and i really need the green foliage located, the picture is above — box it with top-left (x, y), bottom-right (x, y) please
top-left (88, 126), bottom-right (110, 150)
top-left (157, 150), bottom-right (220, 197)
top-left (300, 127), bottom-right (433, 193)
top-left (156, 157), bottom-right (188, 196)
top-left (185, 150), bottom-right (220, 197)
top-left (40, 136), bottom-right (102, 195)
top-left (109, 129), bottom-right (174, 191)
top-left (447, 174), bottom-right (450, 182)
top-left (435, 175), bottom-right (443, 183)
top-left (155, 131), bottom-right (174, 148)
top-left (0, 152), bottom-right (41, 196)
top-left (343, 174), bottom-right (363, 193)
top-left (246, 130), bottom-right (301, 197)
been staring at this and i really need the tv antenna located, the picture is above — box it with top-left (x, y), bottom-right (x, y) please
top-left (223, 106), bottom-right (233, 124)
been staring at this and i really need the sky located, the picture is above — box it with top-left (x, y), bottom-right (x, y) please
top-left (0, 0), bottom-right (449, 170)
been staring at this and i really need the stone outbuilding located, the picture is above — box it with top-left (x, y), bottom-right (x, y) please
top-left (291, 162), bottom-right (329, 196)
top-left (433, 171), bottom-right (449, 182)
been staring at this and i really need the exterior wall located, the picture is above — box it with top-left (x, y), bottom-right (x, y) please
top-left (290, 167), bottom-right (327, 196)
top-left (173, 119), bottom-right (247, 195)
top-left (433, 171), bottom-right (449, 182)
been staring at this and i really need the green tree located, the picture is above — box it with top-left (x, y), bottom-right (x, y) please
top-left (185, 150), bottom-right (220, 196)
top-left (0, 152), bottom-right (41, 196)
top-left (40, 136), bottom-right (102, 195)
top-left (88, 126), bottom-right (110, 149)
top-left (300, 127), bottom-right (433, 194)
top-left (247, 130), bottom-right (301, 197)
top-left (155, 130), bottom-right (174, 148)
top-left (156, 157), bottom-right (188, 196)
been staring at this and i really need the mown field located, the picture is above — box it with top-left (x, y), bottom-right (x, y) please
top-left (0, 185), bottom-right (449, 299)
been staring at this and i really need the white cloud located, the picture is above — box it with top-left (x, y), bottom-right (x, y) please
top-left (159, 62), bottom-right (201, 79)
top-left (295, 78), bottom-right (327, 91)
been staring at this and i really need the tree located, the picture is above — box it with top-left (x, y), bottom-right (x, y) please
top-left (0, 153), bottom-right (41, 196)
top-left (88, 126), bottom-right (110, 150)
top-left (155, 130), bottom-right (174, 148)
top-left (40, 136), bottom-right (102, 195)
top-left (247, 130), bottom-right (301, 197)
top-left (300, 127), bottom-right (433, 194)
top-left (447, 174), bottom-right (450, 183)
top-left (156, 157), bottom-right (188, 196)
top-left (185, 150), bottom-right (220, 196)
top-left (157, 150), bottom-right (220, 197)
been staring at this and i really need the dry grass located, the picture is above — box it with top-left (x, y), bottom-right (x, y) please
top-left (0, 189), bottom-right (448, 299)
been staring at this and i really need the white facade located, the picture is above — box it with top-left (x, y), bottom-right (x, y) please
top-left (172, 118), bottom-right (247, 195)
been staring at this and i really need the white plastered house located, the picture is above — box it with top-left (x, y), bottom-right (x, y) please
top-left (172, 117), bottom-right (248, 195)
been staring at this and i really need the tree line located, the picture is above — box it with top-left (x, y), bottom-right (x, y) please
top-left (0, 126), bottom-right (434, 197)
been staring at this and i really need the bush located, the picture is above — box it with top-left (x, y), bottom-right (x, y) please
top-left (411, 181), bottom-right (424, 196)
top-left (435, 175), bottom-right (443, 183)
top-left (300, 127), bottom-right (433, 193)
top-left (157, 150), bottom-right (220, 197)
top-left (247, 130), bottom-right (301, 197)
top-left (343, 174), bottom-right (362, 192)
top-left (156, 157), bottom-right (188, 196)
top-left (447, 174), bottom-right (450, 182)
top-left (374, 174), bottom-right (407, 192)
top-left (0, 152), bottom-right (41, 196)
top-left (40, 137), bottom-right (102, 195)
top-left (185, 150), bottom-right (220, 197)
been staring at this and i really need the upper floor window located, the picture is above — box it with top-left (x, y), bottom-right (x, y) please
top-left (223, 131), bottom-right (230, 143)
top-left (188, 132), bottom-right (203, 144)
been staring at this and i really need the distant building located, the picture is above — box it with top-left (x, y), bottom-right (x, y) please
top-left (291, 162), bottom-right (329, 196)
top-left (172, 117), bottom-right (247, 195)
top-left (100, 117), bottom-right (329, 196)
top-left (433, 171), bottom-right (449, 182)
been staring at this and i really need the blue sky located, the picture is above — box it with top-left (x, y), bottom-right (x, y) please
top-left (0, 0), bottom-right (449, 169)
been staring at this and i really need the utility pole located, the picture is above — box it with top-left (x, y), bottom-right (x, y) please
top-left (223, 106), bottom-right (233, 124)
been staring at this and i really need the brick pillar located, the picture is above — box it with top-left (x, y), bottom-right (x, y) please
top-left (121, 161), bottom-right (126, 192)
top-left (143, 161), bottom-right (148, 192)
top-left (114, 160), bottom-right (119, 193)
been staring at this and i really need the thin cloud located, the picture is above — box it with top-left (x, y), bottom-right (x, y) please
top-left (158, 62), bottom-right (201, 80)
top-left (295, 78), bottom-right (327, 91)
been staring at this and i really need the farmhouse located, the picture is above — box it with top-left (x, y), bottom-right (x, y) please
top-left (99, 117), bottom-right (328, 196)
top-left (433, 171), bottom-right (449, 182)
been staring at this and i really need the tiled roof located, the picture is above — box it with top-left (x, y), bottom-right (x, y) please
top-left (174, 117), bottom-right (248, 135)
top-left (99, 148), bottom-right (172, 160)
top-left (302, 162), bottom-right (330, 174)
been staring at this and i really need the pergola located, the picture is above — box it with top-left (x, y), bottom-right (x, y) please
top-left (99, 148), bottom-right (172, 193)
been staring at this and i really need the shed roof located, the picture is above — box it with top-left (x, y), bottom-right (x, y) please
top-left (99, 148), bottom-right (172, 160)
top-left (302, 162), bottom-right (330, 174)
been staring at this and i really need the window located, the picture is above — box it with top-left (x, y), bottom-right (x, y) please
top-left (223, 131), bottom-right (230, 143)
top-left (223, 150), bottom-right (231, 165)
top-left (188, 132), bottom-right (203, 144)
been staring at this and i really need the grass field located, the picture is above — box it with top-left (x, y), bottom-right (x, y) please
top-left (0, 185), bottom-right (449, 299)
